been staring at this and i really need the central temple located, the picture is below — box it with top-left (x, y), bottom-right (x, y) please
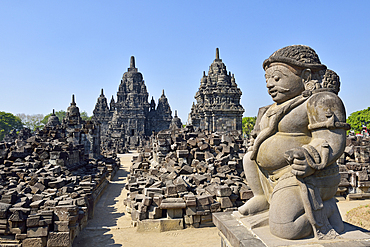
top-left (92, 56), bottom-right (174, 152)
top-left (188, 48), bottom-right (244, 132)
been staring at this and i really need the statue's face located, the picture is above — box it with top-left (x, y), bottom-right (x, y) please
top-left (265, 64), bottom-right (304, 104)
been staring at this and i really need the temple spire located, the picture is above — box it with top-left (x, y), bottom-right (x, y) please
top-left (71, 94), bottom-right (76, 105)
top-left (101, 88), bottom-right (104, 96)
top-left (52, 109), bottom-right (55, 115)
top-left (175, 110), bottom-right (178, 117)
top-left (216, 48), bottom-right (220, 60)
top-left (162, 89), bottom-right (165, 96)
top-left (130, 56), bottom-right (135, 68)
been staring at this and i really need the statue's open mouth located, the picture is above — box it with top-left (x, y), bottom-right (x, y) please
top-left (269, 89), bottom-right (278, 97)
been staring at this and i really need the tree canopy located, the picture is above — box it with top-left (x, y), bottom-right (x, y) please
top-left (16, 113), bottom-right (45, 131)
top-left (347, 107), bottom-right (370, 133)
top-left (0, 111), bottom-right (23, 141)
top-left (242, 116), bottom-right (256, 138)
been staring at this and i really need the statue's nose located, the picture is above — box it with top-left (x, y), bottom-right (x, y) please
top-left (266, 80), bottom-right (274, 89)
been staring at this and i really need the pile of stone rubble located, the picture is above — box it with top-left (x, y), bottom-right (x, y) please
top-left (337, 135), bottom-right (370, 200)
top-left (0, 126), bottom-right (120, 247)
top-left (124, 126), bottom-right (252, 229)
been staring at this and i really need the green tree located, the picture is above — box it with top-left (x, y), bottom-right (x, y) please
top-left (41, 110), bottom-right (66, 125)
top-left (80, 111), bottom-right (92, 121)
top-left (0, 111), bottom-right (23, 141)
top-left (347, 107), bottom-right (370, 133)
top-left (242, 116), bottom-right (257, 138)
top-left (16, 113), bottom-right (45, 131)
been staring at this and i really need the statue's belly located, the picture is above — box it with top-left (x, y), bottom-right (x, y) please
top-left (256, 132), bottom-right (311, 171)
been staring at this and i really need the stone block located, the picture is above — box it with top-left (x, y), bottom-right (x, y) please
top-left (185, 206), bottom-right (197, 215)
top-left (0, 202), bottom-right (11, 218)
top-left (160, 198), bottom-right (186, 209)
top-left (167, 208), bottom-right (183, 219)
top-left (194, 152), bottom-right (205, 161)
top-left (54, 221), bottom-right (69, 232)
top-left (215, 185), bottom-right (232, 197)
top-left (176, 150), bottom-right (189, 158)
top-left (22, 237), bottom-right (46, 247)
top-left (148, 206), bottom-right (162, 219)
top-left (27, 225), bottom-right (48, 237)
top-left (137, 218), bottom-right (183, 232)
top-left (196, 195), bottom-right (213, 206)
top-left (47, 232), bottom-right (71, 247)
top-left (240, 188), bottom-right (254, 200)
top-left (216, 197), bottom-right (233, 208)
top-left (179, 165), bottom-right (193, 175)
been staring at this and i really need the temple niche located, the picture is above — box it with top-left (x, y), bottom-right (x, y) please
top-left (188, 48), bottom-right (244, 132)
top-left (92, 56), bottom-right (176, 151)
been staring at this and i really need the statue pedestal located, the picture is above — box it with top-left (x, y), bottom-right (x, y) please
top-left (212, 211), bottom-right (370, 247)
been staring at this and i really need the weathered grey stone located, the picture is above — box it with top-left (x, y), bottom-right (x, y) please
top-left (188, 48), bottom-right (244, 132)
top-left (27, 225), bottom-right (48, 237)
top-left (238, 45), bottom-right (349, 240)
top-left (22, 237), bottom-right (46, 247)
top-left (47, 231), bottom-right (70, 247)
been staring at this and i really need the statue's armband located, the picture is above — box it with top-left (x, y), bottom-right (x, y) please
top-left (307, 92), bottom-right (350, 131)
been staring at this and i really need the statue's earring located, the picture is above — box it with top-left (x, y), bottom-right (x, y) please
top-left (304, 80), bottom-right (317, 91)
top-left (302, 69), bottom-right (316, 91)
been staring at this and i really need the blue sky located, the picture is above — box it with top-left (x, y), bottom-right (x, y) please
top-left (0, 1), bottom-right (369, 123)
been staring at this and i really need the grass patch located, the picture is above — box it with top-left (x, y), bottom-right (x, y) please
top-left (345, 204), bottom-right (370, 230)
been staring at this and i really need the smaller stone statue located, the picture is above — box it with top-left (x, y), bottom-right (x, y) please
top-left (238, 45), bottom-right (350, 240)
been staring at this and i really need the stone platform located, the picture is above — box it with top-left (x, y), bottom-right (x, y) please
top-left (213, 211), bottom-right (370, 247)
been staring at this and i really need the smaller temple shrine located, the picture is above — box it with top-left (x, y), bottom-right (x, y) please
top-left (188, 48), bottom-right (244, 132)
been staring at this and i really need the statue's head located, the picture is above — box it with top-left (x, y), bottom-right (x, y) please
top-left (263, 45), bottom-right (339, 103)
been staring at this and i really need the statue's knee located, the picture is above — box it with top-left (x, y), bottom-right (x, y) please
top-left (270, 220), bottom-right (311, 240)
top-left (269, 186), bottom-right (304, 224)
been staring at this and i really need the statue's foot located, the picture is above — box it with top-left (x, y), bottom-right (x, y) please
top-left (238, 195), bottom-right (269, 215)
top-left (324, 198), bottom-right (344, 233)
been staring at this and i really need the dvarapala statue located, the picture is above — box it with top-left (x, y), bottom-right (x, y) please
top-left (238, 45), bottom-right (350, 240)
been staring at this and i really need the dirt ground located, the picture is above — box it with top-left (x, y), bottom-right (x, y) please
top-left (72, 152), bottom-right (221, 247)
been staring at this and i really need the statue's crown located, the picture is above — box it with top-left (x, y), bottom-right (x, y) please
top-left (263, 45), bottom-right (327, 71)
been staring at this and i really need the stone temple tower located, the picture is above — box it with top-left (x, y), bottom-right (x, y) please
top-left (93, 56), bottom-right (173, 149)
top-left (188, 48), bottom-right (244, 132)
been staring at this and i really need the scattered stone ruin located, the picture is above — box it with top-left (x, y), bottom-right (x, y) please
top-left (337, 135), bottom-right (370, 200)
top-left (188, 48), bottom-right (244, 132)
top-left (124, 126), bottom-right (253, 230)
top-left (0, 94), bottom-right (121, 246)
top-left (0, 119), bottom-right (119, 247)
top-left (92, 56), bottom-right (177, 152)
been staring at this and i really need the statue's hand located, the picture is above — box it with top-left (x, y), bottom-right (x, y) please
top-left (285, 148), bottom-right (315, 178)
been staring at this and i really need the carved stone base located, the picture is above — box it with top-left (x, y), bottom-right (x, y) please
top-left (213, 211), bottom-right (370, 247)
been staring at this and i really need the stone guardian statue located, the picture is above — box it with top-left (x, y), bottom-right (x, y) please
top-left (238, 45), bottom-right (350, 240)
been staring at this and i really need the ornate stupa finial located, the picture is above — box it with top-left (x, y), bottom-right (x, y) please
top-left (175, 110), bottom-right (178, 117)
top-left (101, 88), bottom-right (104, 96)
top-left (130, 56), bottom-right (135, 68)
top-left (71, 94), bottom-right (76, 105)
top-left (203, 71), bottom-right (206, 77)
top-left (216, 48), bottom-right (220, 60)
top-left (52, 109), bottom-right (55, 115)
top-left (162, 89), bottom-right (165, 96)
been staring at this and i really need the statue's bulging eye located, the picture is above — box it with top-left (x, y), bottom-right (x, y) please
top-left (274, 76), bottom-right (280, 81)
